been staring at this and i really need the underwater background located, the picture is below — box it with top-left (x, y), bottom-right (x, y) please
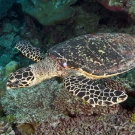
top-left (0, 0), bottom-right (135, 134)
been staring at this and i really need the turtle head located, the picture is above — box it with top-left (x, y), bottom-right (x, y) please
top-left (6, 67), bottom-right (35, 89)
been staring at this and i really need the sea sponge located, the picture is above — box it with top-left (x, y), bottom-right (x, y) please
top-left (1, 79), bottom-right (64, 123)
top-left (5, 61), bottom-right (19, 79)
top-left (19, 0), bottom-right (77, 25)
top-left (33, 106), bottom-right (135, 135)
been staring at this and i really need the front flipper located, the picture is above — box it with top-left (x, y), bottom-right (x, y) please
top-left (6, 67), bottom-right (35, 89)
top-left (64, 76), bottom-right (128, 107)
top-left (15, 40), bottom-right (45, 62)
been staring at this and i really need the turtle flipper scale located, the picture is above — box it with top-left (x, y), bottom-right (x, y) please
top-left (6, 67), bottom-right (35, 89)
top-left (64, 76), bottom-right (128, 107)
top-left (15, 40), bottom-right (45, 62)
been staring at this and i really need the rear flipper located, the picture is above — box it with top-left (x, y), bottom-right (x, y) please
top-left (15, 40), bottom-right (45, 62)
top-left (64, 76), bottom-right (128, 107)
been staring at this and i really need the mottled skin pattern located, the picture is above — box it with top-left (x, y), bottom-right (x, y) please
top-left (7, 33), bottom-right (135, 107)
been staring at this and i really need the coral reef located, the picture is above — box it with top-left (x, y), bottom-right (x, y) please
top-left (0, 120), bottom-right (15, 135)
top-left (0, 66), bottom-right (6, 97)
top-left (17, 123), bottom-right (38, 135)
top-left (2, 69), bottom-right (135, 134)
top-left (19, 0), bottom-right (77, 25)
top-left (1, 0), bottom-right (135, 134)
top-left (100, 78), bottom-right (132, 92)
top-left (53, 87), bottom-right (120, 116)
top-left (0, 0), bottom-right (15, 19)
top-left (0, 21), bottom-right (20, 67)
top-left (0, 33), bottom-right (15, 50)
top-left (1, 76), bottom-right (130, 121)
top-left (1, 78), bottom-right (120, 124)
top-left (1, 79), bottom-right (64, 123)
top-left (0, 61), bottom-right (19, 98)
top-left (5, 61), bottom-right (19, 79)
top-left (0, 66), bottom-right (5, 82)
top-left (98, 0), bottom-right (135, 19)
top-left (98, 0), bottom-right (123, 11)
top-left (33, 106), bottom-right (135, 135)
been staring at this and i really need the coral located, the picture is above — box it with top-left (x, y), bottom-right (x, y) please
top-left (53, 87), bottom-right (120, 116)
top-left (5, 61), bottom-right (19, 79)
top-left (0, 61), bottom-right (18, 98)
top-left (19, 15), bottom-right (42, 46)
top-left (0, 66), bottom-right (5, 81)
top-left (0, 66), bottom-right (6, 97)
top-left (0, 54), bottom-right (14, 67)
top-left (2, 70), bottom-right (135, 134)
top-left (98, 0), bottom-right (135, 19)
top-left (100, 78), bottom-right (132, 92)
top-left (2, 23), bottom-right (19, 34)
top-left (128, 0), bottom-right (135, 19)
top-left (0, 120), bottom-right (15, 135)
top-left (1, 79), bottom-right (64, 123)
top-left (0, 0), bottom-right (15, 19)
top-left (18, 0), bottom-right (77, 25)
top-left (0, 21), bottom-right (20, 48)
top-left (98, 0), bottom-right (123, 11)
top-left (73, 6), bottom-right (99, 35)
top-left (33, 106), bottom-right (135, 135)
top-left (0, 33), bottom-right (16, 49)
top-left (99, 78), bottom-right (135, 110)
top-left (1, 76), bottom-right (127, 124)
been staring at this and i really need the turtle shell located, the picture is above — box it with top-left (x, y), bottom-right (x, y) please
top-left (49, 33), bottom-right (135, 78)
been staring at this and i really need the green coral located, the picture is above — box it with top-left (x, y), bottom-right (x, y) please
top-left (19, 0), bottom-right (77, 25)
top-left (131, 113), bottom-right (135, 123)
top-left (5, 61), bottom-right (19, 79)
top-left (0, 115), bottom-right (15, 123)
top-left (1, 79), bottom-right (64, 123)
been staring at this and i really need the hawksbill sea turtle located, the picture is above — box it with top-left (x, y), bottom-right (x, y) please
top-left (6, 33), bottom-right (135, 107)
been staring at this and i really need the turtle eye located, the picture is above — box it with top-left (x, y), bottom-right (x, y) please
top-left (63, 62), bottom-right (67, 67)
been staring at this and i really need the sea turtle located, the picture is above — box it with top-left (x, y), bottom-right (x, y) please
top-left (6, 33), bottom-right (135, 107)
